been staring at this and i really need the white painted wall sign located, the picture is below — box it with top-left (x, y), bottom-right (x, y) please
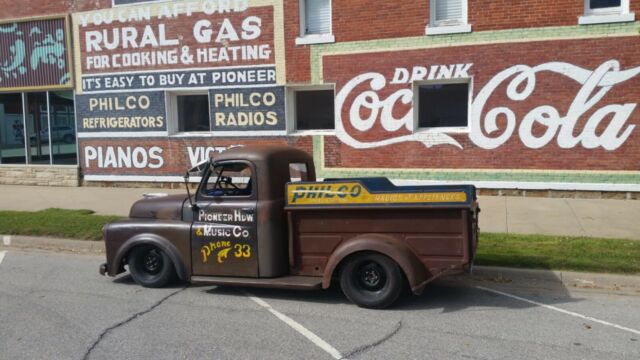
top-left (335, 60), bottom-right (640, 151)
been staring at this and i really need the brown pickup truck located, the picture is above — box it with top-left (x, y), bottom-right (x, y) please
top-left (100, 145), bottom-right (479, 308)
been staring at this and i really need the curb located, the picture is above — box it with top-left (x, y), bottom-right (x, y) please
top-left (462, 265), bottom-right (640, 294)
top-left (1, 234), bottom-right (104, 255)
top-left (2, 234), bottom-right (640, 293)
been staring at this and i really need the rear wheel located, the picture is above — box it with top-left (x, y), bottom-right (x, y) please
top-left (128, 245), bottom-right (176, 288)
top-left (340, 253), bottom-right (403, 309)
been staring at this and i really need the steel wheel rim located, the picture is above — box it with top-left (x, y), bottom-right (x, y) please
top-left (142, 249), bottom-right (162, 275)
top-left (355, 261), bottom-right (386, 291)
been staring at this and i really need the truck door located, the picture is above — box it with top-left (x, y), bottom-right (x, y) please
top-left (191, 160), bottom-right (258, 277)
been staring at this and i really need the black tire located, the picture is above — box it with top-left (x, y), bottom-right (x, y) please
top-left (128, 245), bottom-right (176, 288)
top-left (340, 252), bottom-right (404, 309)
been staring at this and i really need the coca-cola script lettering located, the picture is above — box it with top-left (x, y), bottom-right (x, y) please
top-left (335, 60), bottom-right (640, 150)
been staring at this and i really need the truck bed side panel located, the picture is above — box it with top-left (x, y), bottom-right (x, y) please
top-left (289, 208), bottom-right (473, 278)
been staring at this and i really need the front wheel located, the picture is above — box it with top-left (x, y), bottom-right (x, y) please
top-left (128, 245), bottom-right (176, 288)
top-left (340, 253), bottom-right (404, 309)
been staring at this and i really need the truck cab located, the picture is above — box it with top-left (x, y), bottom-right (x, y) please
top-left (101, 145), bottom-right (479, 308)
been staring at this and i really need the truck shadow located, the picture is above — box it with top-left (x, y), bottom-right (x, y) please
top-left (199, 268), bottom-right (587, 311)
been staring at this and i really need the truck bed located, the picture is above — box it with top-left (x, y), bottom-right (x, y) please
top-left (284, 178), bottom-right (479, 282)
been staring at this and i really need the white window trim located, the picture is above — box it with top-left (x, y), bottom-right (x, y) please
top-left (296, 0), bottom-right (335, 45)
top-left (166, 90), bottom-right (211, 135)
top-left (579, 0), bottom-right (635, 24)
top-left (426, 0), bottom-right (471, 35)
top-left (412, 77), bottom-right (473, 134)
top-left (286, 84), bottom-right (336, 135)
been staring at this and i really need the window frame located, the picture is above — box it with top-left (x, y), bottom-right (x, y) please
top-left (296, 0), bottom-right (336, 45)
top-left (197, 159), bottom-right (257, 201)
top-left (412, 78), bottom-right (473, 134)
top-left (579, 0), bottom-right (634, 24)
top-left (426, 0), bottom-right (472, 35)
top-left (167, 90), bottom-right (211, 136)
top-left (286, 84), bottom-right (336, 135)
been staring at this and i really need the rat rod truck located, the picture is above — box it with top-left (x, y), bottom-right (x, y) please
top-left (100, 145), bottom-right (479, 308)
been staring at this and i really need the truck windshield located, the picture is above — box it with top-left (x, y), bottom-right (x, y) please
top-left (204, 162), bottom-right (253, 196)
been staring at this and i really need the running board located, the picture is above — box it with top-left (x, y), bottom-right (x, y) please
top-left (190, 275), bottom-right (323, 290)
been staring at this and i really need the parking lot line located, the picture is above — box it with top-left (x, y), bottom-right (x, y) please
top-left (241, 289), bottom-right (343, 360)
top-left (0, 251), bottom-right (6, 265)
top-left (477, 285), bottom-right (640, 336)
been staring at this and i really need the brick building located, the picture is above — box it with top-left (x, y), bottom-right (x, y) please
top-left (0, 0), bottom-right (638, 196)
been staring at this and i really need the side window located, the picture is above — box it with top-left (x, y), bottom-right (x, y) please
top-left (287, 86), bottom-right (335, 133)
top-left (203, 162), bottom-right (253, 197)
top-left (416, 82), bottom-right (470, 130)
top-left (426, 0), bottom-right (472, 35)
top-left (169, 93), bottom-right (210, 133)
top-left (579, 0), bottom-right (634, 24)
top-left (587, 0), bottom-right (623, 14)
top-left (296, 0), bottom-right (335, 45)
top-left (289, 163), bottom-right (309, 182)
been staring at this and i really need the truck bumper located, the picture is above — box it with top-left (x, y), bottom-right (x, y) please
top-left (99, 263), bottom-right (108, 276)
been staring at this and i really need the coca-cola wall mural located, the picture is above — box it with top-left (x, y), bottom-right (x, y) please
top-left (322, 37), bottom-right (640, 180)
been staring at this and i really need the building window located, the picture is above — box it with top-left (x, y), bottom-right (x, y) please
top-left (579, 0), bottom-right (634, 24)
top-left (170, 93), bottom-right (210, 133)
top-left (296, 0), bottom-right (335, 45)
top-left (49, 91), bottom-right (77, 165)
top-left (0, 91), bottom-right (77, 165)
top-left (0, 93), bottom-right (26, 164)
top-left (426, 0), bottom-right (471, 35)
top-left (287, 87), bottom-right (335, 133)
top-left (416, 82), bottom-right (470, 130)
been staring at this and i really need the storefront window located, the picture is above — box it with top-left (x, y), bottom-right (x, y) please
top-left (0, 91), bottom-right (77, 165)
top-left (0, 93), bottom-right (26, 164)
top-left (25, 92), bottom-right (50, 164)
top-left (49, 91), bottom-right (77, 164)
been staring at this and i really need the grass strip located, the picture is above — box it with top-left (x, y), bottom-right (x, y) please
top-left (0, 209), bottom-right (638, 274)
top-left (0, 208), bottom-right (122, 241)
top-left (477, 233), bottom-right (640, 274)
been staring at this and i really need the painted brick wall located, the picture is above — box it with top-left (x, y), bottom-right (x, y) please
top-left (78, 137), bottom-right (313, 177)
top-left (285, 0), bottom-right (638, 44)
top-left (321, 36), bottom-right (640, 171)
top-left (471, 0), bottom-right (640, 31)
top-left (284, 0), bottom-right (311, 83)
top-left (0, 0), bottom-right (110, 20)
top-left (332, 0), bottom-right (429, 42)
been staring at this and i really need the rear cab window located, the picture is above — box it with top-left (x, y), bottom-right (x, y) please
top-left (289, 163), bottom-right (309, 182)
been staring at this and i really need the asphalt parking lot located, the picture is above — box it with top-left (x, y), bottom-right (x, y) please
top-left (0, 249), bottom-right (638, 360)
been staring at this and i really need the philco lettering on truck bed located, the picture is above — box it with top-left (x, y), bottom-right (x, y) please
top-left (287, 182), bottom-right (467, 206)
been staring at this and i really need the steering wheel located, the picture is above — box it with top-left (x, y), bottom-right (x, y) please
top-left (218, 176), bottom-right (239, 190)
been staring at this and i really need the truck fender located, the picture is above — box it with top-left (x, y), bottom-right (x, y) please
top-left (111, 233), bottom-right (189, 281)
top-left (322, 234), bottom-right (428, 294)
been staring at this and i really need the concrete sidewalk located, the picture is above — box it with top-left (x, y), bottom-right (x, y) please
top-left (0, 185), bottom-right (639, 240)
